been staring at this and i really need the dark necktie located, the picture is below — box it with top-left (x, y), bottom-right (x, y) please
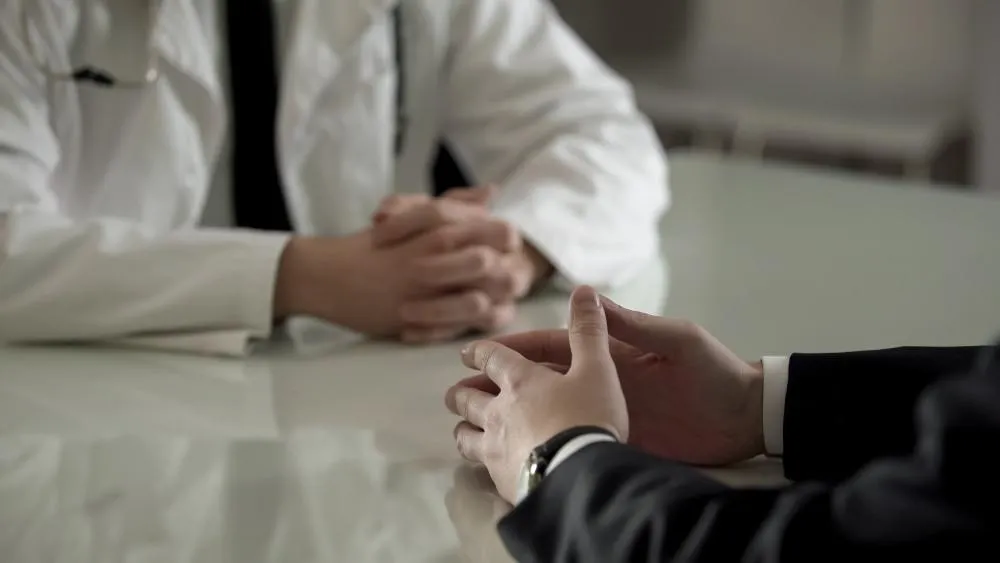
top-left (225, 0), bottom-right (293, 231)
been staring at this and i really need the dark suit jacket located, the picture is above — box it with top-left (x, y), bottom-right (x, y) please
top-left (498, 345), bottom-right (1000, 562)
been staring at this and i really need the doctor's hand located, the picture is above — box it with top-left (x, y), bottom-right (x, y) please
top-left (489, 296), bottom-right (766, 467)
top-left (445, 286), bottom-right (628, 503)
top-left (274, 228), bottom-right (520, 338)
top-left (372, 185), bottom-right (493, 222)
top-left (371, 188), bottom-right (553, 343)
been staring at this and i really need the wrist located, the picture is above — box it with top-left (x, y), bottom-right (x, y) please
top-left (274, 235), bottom-right (357, 321)
top-left (274, 237), bottom-right (314, 319)
top-left (275, 232), bottom-right (389, 334)
top-left (743, 360), bottom-right (766, 458)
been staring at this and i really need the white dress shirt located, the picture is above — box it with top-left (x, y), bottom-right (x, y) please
top-left (520, 356), bottom-right (791, 504)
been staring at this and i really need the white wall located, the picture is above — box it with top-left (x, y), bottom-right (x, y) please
top-left (557, 0), bottom-right (971, 95)
top-left (975, 0), bottom-right (1000, 192)
top-left (555, 0), bottom-right (977, 174)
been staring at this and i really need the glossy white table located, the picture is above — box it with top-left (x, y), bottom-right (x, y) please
top-left (3, 152), bottom-right (1000, 563)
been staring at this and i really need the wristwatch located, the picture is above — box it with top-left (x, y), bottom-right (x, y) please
top-left (515, 426), bottom-right (618, 501)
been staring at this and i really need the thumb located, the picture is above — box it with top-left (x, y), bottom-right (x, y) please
top-left (568, 286), bottom-right (612, 369)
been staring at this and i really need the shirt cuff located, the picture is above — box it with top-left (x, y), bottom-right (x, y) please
top-left (546, 433), bottom-right (618, 476)
top-left (761, 355), bottom-right (790, 457)
top-left (237, 231), bottom-right (293, 339)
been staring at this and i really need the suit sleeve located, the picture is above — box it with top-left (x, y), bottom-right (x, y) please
top-left (498, 345), bottom-right (1000, 562)
top-left (443, 0), bottom-right (668, 288)
top-left (782, 346), bottom-right (984, 482)
top-left (0, 1), bottom-right (287, 346)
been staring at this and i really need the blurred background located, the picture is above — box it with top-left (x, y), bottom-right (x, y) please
top-left (547, 0), bottom-right (992, 191)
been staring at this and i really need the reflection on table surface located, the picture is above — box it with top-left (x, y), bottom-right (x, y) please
top-left (4, 152), bottom-right (1000, 562)
top-left (0, 434), bottom-right (781, 563)
top-left (0, 434), bottom-right (464, 562)
top-left (0, 260), bottom-right (668, 563)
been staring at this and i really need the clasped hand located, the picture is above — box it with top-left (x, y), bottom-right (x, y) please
top-left (369, 186), bottom-right (551, 343)
top-left (272, 185), bottom-right (551, 341)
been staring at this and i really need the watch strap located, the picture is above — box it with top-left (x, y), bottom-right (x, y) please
top-left (519, 426), bottom-right (618, 502)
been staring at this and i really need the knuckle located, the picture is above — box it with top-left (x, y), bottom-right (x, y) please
top-left (429, 228), bottom-right (457, 252)
top-left (480, 346), bottom-right (504, 376)
top-left (477, 346), bottom-right (495, 369)
top-left (479, 312), bottom-right (502, 332)
top-left (381, 194), bottom-right (403, 208)
top-left (570, 317), bottom-right (606, 337)
top-left (466, 291), bottom-right (491, 315)
top-left (677, 319), bottom-right (706, 341)
top-left (455, 432), bottom-right (472, 459)
top-left (504, 371), bottom-right (526, 393)
top-left (496, 221), bottom-right (520, 250)
top-left (629, 308), bottom-right (661, 333)
top-left (454, 389), bottom-right (470, 418)
top-left (469, 247), bottom-right (496, 273)
top-left (482, 303), bottom-right (514, 330)
top-left (482, 311), bottom-right (503, 330)
top-left (430, 201), bottom-right (452, 223)
top-left (483, 408), bottom-right (503, 433)
top-left (495, 271), bottom-right (518, 296)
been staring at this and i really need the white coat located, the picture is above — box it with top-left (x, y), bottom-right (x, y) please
top-left (0, 0), bottom-right (668, 347)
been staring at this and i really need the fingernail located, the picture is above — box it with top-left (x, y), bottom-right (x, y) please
top-left (460, 345), bottom-right (472, 361)
top-left (572, 285), bottom-right (601, 310)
